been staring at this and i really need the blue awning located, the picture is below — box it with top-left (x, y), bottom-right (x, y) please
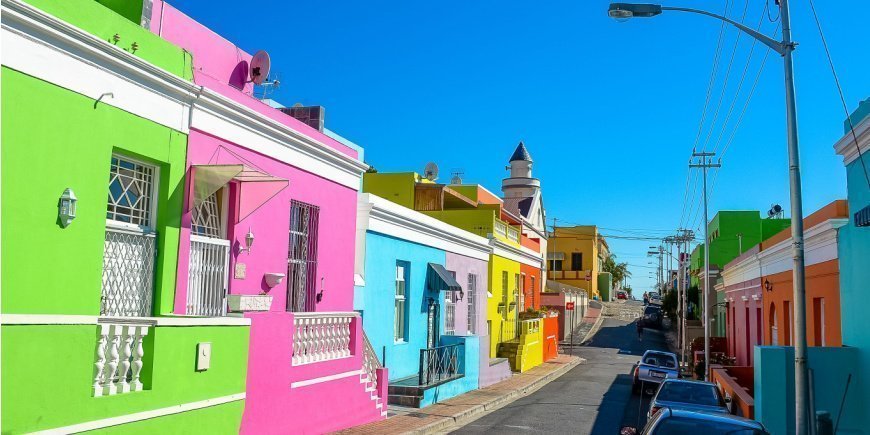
top-left (855, 203), bottom-right (870, 227)
top-left (427, 263), bottom-right (462, 292)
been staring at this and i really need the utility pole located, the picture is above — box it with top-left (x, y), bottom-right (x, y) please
top-left (690, 152), bottom-right (721, 382)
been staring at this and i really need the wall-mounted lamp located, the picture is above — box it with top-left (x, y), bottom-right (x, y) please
top-left (58, 188), bottom-right (77, 227)
top-left (763, 279), bottom-right (773, 292)
top-left (316, 277), bottom-right (325, 303)
top-left (239, 228), bottom-right (254, 254)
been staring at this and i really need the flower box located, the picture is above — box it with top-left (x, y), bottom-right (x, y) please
top-left (227, 294), bottom-right (273, 312)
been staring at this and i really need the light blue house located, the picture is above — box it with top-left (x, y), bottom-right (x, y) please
top-left (354, 194), bottom-right (492, 407)
top-left (753, 100), bottom-right (870, 435)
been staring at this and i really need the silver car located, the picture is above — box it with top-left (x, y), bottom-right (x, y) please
top-left (632, 350), bottom-right (679, 394)
top-left (647, 379), bottom-right (729, 420)
top-left (621, 408), bottom-right (769, 435)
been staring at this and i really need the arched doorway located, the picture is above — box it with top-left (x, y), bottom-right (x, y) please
top-left (769, 303), bottom-right (778, 345)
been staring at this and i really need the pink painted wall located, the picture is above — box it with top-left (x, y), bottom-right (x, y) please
top-left (148, 1), bottom-right (357, 159)
top-left (724, 279), bottom-right (764, 366)
top-left (445, 253), bottom-right (488, 336)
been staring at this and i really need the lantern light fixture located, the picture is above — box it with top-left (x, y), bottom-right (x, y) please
top-left (239, 228), bottom-right (255, 254)
top-left (59, 188), bottom-right (77, 227)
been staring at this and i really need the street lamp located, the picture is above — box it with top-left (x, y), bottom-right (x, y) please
top-left (608, 2), bottom-right (810, 433)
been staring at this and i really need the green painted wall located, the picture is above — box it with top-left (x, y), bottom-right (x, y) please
top-left (2, 324), bottom-right (249, 433)
top-left (90, 401), bottom-right (244, 434)
top-left (95, 0), bottom-right (144, 25)
top-left (598, 272), bottom-right (612, 302)
top-left (1, 68), bottom-right (187, 316)
top-left (362, 172), bottom-right (419, 209)
top-left (23, 0), bottom-right (193, 81)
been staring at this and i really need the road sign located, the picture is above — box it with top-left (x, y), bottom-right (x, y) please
top-left (585, 272), bottom-right (592, 282)
top-left (566, 302), bottom-right (575, 310)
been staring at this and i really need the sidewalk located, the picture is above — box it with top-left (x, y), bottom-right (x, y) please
top-left (335, 354), bottom-right (583, 435)
top-left (561, 300), bottom-right (604, 348)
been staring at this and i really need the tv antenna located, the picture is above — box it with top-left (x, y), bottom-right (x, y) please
top-left (450, 169), bottom-right (464, 184)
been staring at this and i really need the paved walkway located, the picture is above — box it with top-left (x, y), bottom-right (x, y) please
top-left (335, 354), bottom-right (582, 435)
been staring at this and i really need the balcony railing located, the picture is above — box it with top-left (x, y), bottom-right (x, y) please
top-left (362, 332), bottom-right (382, 389)
top-left (506, 226), bottom-right (519, 243)
top-left (292, 312), bottom-right (356, 365)
top-left (418, 343), bottom-right (463, 386)
top-left (500, 318), bottom-right (519, 342)
top-left (186, 235), bottom-right (230, 316)
top-left (93, 319), bottom-right (153, 397)
top-left (521, 318), bottom-right (541, 335)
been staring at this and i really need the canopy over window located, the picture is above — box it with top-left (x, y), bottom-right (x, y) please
top-left (427, 263), bottom-right (462, 292)
top-left (855, 203), bottom-right (870, 227)
top-left (192, 164), bottom-right (288, 223)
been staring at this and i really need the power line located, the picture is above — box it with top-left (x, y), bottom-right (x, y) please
top-left (807, 0), bottom-right (870, 189)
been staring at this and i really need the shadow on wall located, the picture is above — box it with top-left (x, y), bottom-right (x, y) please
top-left (230, 60), bottom-right (249, 90)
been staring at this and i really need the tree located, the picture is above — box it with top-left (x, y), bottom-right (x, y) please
top-left (602, 255), bottom-right (631, 289)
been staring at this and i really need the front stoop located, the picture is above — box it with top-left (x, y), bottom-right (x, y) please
top-left (387, 374), bottom-right (465, 408)
top-left (335, 354), bottom-right (584, 435)
top-left (360, 372), bottom-right (389, 418)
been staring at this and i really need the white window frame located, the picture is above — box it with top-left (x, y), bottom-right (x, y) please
top-left (191, 188), bottom-right (228, 240)
top-left (394, 264), bottom-right (408, 343)
top-left (467, 274), bottom-right (478, 335)
top-left (105, 154), bottom-right (160, 234)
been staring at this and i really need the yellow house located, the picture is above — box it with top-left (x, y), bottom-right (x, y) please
top-left (547, 226), bottom-right (611, 300)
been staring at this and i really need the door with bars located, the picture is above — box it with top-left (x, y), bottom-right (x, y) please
top-left (186, 190), bottom-right (230, 316)
top-left (287, 200), bottom-right (319, 312)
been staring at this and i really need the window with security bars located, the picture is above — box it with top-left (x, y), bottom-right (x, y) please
top-left (467, 274), bottom-right (478, 335)
top-left (395, 264), bottom-right (408, 342)
top-left (445, 271), bottom-right (457, 336)
top-left (187, 190), bottom-right (230, 316)
top-left (101, 154), bottom-right (158, 317)
top-left (500, 271), bottom-right (508, 317)
top-left (191, 191), bottom-right (223, 238)
top-left (287, 200), bottom-right (320, 312)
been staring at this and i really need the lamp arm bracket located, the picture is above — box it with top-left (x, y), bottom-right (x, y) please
top-left (661, 6), bottom-right (787, 55)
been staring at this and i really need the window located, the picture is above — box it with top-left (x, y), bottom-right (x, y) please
top-left (191, 190), bottom-right (224, 238)
top-left (187, 189), bottom-right (230, 316)
top-left (467, 274), bottom-right (478, 334)
top-left (571, 253), bottom-right (583, 271)
top-left (519, 273), bottom-right (526, 309)
top-left (549, 259), bottom-right (563, 271)
top-left (813, 297), bottom-right (826, 346)
top-left (288, 200), bottom-right (320, 312)
top-left (394, 264), bottom-right (408, 342)
top-left (530, 276), bottom-right (536, 308)
top-left (101, 154), bottom-right (159, 317)
top-left (445, 271), bottom-right (457, 336)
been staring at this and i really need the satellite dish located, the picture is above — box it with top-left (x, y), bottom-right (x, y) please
top-left (424, 162), bottom-right (439, 182)
top-left (249, 50), bottom-right (271, 85)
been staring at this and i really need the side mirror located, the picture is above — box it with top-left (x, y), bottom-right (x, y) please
top-left (620, 427), bottom-right (639, 435)
top-left (724, 396), bottom-right (732, 403)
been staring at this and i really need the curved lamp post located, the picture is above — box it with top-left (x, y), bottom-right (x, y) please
top-left (608, 2), bottom-right (810, 433)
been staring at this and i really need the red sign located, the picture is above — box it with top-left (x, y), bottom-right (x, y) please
top-left (566, 302), bottom-right (575, 310)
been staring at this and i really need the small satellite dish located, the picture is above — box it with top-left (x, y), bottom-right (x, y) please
top-left (249, 50), bottom-right (271, 85)
top-left (424, 162), bottom-right (439, 182)
top-left (767, 203), bottom-right (783, 218)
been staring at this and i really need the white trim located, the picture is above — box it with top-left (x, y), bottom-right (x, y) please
top-left (30, 393), bottom-right (245, 434)
top-left (758, 218), bottom-right (847, 276)
top-left (833, 115), bottom-right (870, 165)
top-left (1, 314), bottom-right (251, 326)
top-left (722, 253), bottom-right (761, 287)
top-left (290, 369), bottom-right (363, 389)
top-left (357, 194), bottom-right (492, 263)
top-left (1, 0), bottom-right (367, 190)
top-left (492, 238), bottom-right (545, 268)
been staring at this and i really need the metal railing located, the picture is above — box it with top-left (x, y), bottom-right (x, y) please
top-left (418, 343), bottom-right (463, 386)
top-left (186, 235), bottom-right (230, 316)
top-left (292, 312), bottom-right (355, 365)
top-left (101, 227), bottom-right (156, 317)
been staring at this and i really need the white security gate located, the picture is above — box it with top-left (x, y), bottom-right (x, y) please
top-left (186, 235), bottom-right (230, 316)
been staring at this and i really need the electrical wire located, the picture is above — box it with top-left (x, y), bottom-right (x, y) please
top-left (807, 0), bottom-right (870, 189)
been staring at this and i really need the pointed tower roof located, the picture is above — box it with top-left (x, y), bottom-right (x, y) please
top-left (509, 141), bottom-right (533, 162)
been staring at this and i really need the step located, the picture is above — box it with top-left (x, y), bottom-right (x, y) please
top-left (388, 393), bottom-right (423, 408)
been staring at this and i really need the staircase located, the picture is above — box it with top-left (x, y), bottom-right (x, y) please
top-left (497, 339), bottom-right (523, 371)
top-left (362, 333), bottom-right (388, 418)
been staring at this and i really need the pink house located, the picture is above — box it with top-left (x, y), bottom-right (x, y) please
top-left (148, 2), bottom-right (386, 433)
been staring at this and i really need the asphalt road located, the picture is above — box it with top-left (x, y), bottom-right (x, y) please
top-left (452, 301), bottom-right (671, 435)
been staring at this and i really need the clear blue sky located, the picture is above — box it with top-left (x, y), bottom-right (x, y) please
top-left (172, 0), bottom-right (867, 294)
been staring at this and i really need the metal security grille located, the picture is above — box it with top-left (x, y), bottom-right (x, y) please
top-left (191, 192), bottom-right (222, 238)
top-left (101, 228), bottom-right (156, 317)
top-left (466, 274), bottom-right (477, 334)
top-left (287, 200), bottom-right (319, 312)
top-left (187, 235), bottom-right (230, 316)
top-left (444, 292), bottom-right (456, 336)
top-left (106, 156), bottom-right (155, 226)
top-left (418, 343), bottom-right (462, 386)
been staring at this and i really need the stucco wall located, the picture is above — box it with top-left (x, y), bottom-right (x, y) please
top-left (359, 231), bottom-right (446, 381)
top-left (445, 252), bottom-right (489, 336)
top-left (762, 260), bottom-right (842, 347)
top-left (487, 254), bottom-right (522, 358)
top-left (421, 335), bottom-right (480, 407)
top-left (723, 279), bottom-right (763, 366)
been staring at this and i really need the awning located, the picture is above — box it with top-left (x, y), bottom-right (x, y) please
top-left (427, 263), bottom-right (462, 292)
top-left (547, 252), bottom-right (565, 261)
top-left (855, 203), bottom-right (870, 227)
top-left (192, 164), bottom-right (288, 223)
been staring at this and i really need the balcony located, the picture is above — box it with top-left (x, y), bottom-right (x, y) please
top-left (291, 312), bottom-right (357, 365)
top-left (548, 270), bottom-right (591, 281)
top-left (493, 219), bottom-right (520, 244)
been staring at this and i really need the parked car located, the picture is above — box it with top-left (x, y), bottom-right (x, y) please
top-left (620, 408), bottom-right (769, 435)
top-left (617, 291), bottom-right (628, 300)
top-left (649, 293), bottom-right (662, 305)
top-left (642, 306), bottom-right (663, 329)
top-left (632, 350), bottom-right (679, 394)
top-left (647, 379), bottom-right (729, 419)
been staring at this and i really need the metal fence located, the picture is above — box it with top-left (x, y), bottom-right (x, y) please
top-left (101, 227), bottom-right (156, 317)
top-left (186, 235), bottom-right (230, 316)
top-left (418, 343), bottom-right (463, 386)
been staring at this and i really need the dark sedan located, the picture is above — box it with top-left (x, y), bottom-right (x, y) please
top-left (647, 379), bottom-right (729, 419)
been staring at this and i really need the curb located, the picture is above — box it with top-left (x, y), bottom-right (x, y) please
top-left (580, 309), bottom-right (605, 345)
top-left (410, 357), bottom-right (584, 434)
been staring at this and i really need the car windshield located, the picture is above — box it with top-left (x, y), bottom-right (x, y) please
top-left (652, 416), bottom-right (763, 435)
top-left (644, 353), bottom-right (677, 368)
top-left (657, 383), bottom-right (721, 406)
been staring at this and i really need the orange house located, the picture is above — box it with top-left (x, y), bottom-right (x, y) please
top-left (759, 200), bottom-right (848, 348)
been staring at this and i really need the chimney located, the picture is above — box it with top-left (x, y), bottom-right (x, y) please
top-left (280, 104), bottom-right (325, 132)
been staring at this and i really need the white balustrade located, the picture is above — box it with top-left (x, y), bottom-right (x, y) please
top-left (292, 313), bottom-right (355, 365)
top-left (507, 226), bottom-right (520, 243)
top-left (93, 322), bottom-right (150, 397)
top-left (493, 220), bottom-right (507, 237)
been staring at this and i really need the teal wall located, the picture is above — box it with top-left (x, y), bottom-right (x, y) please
top-left (754, 346), bottom-right (863, 435)
top-left (838, 158), bottom-right (870, 430)
top-left (360, 232), bottom-right (447, 381)
top-left (421, 335), bottom-right (480, 407)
